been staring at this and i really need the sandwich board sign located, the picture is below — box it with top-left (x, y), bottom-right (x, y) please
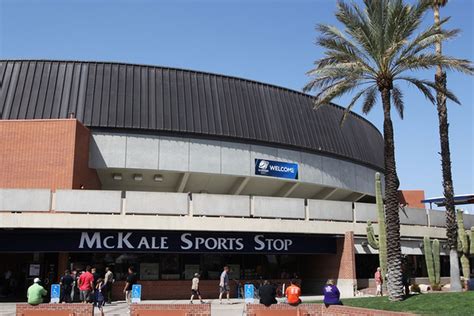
top-left (131, 284), bottom-right (141, 303)
top-left (50, 284), bottom-right (60, 303)
top-left (244, 283), bottom-right (254, 303)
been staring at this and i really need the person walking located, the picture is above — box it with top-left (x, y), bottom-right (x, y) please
top-left (285, 280), bottom-right (301, 306)
top-left (103, 266), bottom-right (114, 304)
top-left (123, 266), bottom-right (137, 304)
top-left (70, 270), bottom-right (77, 302)
top-left (27, 278), bottom-right (47, 306)
top-left (190, 273), bottom-right (204, 304)
top-left (374, 267), bottom-right (383, 296)
top-left (78, 266), bottom-right (94, 303)
top-left (94, 278), bottom-right (106, 316)
top-left (258, 280), bottom-right (277, 307)
top-left (60, 270), bottom-right (74, 303)
top-left (323, 279), bottom-right (342, 307)
top-left (218, 266), bottom-right (230, 304)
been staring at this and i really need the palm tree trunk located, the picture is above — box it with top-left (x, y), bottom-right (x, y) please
top-left (434, 2), bottom-right (462, 292)
top-left (381, 88), bottom-right (404, 301)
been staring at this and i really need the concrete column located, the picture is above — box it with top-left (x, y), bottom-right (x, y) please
top-left (337, 231), bottom-right (356, 298)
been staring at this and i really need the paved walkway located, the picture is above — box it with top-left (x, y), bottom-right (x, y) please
top-left (0, 296), bottom-right (324, 315)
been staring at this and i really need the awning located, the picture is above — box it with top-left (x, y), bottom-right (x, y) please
top-left (422, 194), bottom-right (474, 207)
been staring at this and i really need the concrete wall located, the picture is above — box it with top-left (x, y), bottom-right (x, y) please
top-left (55, 190), bottom-right (122, 213)
top-left (0, 189), bottom-right (51, 212)
top-left (428, 210), bottom-right (474, 229)
top-left (354, 202), bottom-right (378, 223)
top-left (192, 194), bottom-right (250, 217)
top-left (89, 132), bottom-right (379, 195)
top-left (0, 188), bottom-right (456, 229)
top-left (125, 191), bottom-right (188, 215)
top-left (399, 207), bottom-right (428, 226)
top-left (463, 213), bottom-right (474, 229)
top-left (429, 210), bottom-right (446, 227)
top-left (308, 199), bottom-right (353, 221)
top-left (253, 196), bottom-right (305, 219)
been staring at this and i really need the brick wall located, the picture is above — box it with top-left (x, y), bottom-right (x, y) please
top-left (112, 280), bottom-right (225, 301)
top-left (111, 279), bottom-right (299, 300)
top-left (16, 303), bottom-right (93, 316)
top-left (0, 119), bottom-right (100, 190)
top-left (300, 232), bottom-right (356, 296)
top-left (246, 303), bottom-right (414, 316)
top-left (301, 233), bottom-right (355, 280)
top-left (130, 303), bottom-right (210, 316)
top-left (399, 190), bottom-right (425, 209)
top-left (72, 122), bottom-right (101, 189)
top-left (340, 231), bottom-right (356, 280)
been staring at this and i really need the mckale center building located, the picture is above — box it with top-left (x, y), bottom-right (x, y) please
top-left (1, 60), bottom-right (473, 301)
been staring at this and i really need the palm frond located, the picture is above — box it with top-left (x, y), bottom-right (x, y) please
top-left (336, 1), bottom-right (379, 64)
top-left (395, 54), bottom-right (474, 75)
top-left (418, 80), bottom-right (461, 104)
top-left (361, 86), bottom-right (378, 114)
top-left (391, 85), bottom-right (404, 119)
top-left (316, 24), bottom-right (366, 58)
top-left (340, 85), bottom-right (378, 125)
top-left (396, 17), bottom-right (452, 59)
top-left (398, 77), bottom-right (436, 104)
top-left (312, 80), bottom-right (362, 109)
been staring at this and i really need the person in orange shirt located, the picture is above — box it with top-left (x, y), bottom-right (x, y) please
top-left (285, 280), bottom-right (301, 306)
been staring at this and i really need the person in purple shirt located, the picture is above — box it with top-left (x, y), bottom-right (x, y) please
top-left (323, 279), bottom-right (342, 307)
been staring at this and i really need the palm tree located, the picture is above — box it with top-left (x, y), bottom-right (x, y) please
top-left (432, 0), bottom-right (462, 292)
top-left (304, 0), bottom-right (473, 301)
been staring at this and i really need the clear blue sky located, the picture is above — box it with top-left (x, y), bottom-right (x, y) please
top-left (1, 0), bottom-right (473, 212)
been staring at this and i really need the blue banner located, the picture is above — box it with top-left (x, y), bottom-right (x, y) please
top-left (255, 159), bottom-right (298, 179)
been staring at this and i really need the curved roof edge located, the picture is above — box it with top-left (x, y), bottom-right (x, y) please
top-left (0, 58), bottom-right (382, 136)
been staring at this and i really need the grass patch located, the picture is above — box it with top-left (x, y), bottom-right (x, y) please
top-left (336, 292), bottom-right (474, 315)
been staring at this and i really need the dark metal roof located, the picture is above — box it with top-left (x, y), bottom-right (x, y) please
top-left (0, 60), bottom-right (384, 170)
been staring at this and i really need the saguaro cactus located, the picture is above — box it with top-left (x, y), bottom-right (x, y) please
top-left (470, 227), bottom-right (474, 255)
top-left (456, 210), bottom-right (472, 281)
top-left (423, 236), bottom-right (440, 288)
top-left (365, 172), bottom-right (387, 280)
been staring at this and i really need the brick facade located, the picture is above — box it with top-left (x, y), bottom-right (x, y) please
top-left (299, 232), bottom-right (356, 296)
top-left (399, 190), bottom-right (426, 209)
top-left (113, 280), bottom-right (228, 301)
top-left (130, 303), bottom-right (211, 316)
top-left (340, 231), bottom-right (357, 280)
top-left (16, 303), bottom-right (93, 316)
top-left (301, 232), bottom-right (356, 280)
top-left (246, 303), bottom-right (414, 316)
top-left (0, 119), bottom-right (100, 190)
top-left (111, 279), bottom-right (299, 300)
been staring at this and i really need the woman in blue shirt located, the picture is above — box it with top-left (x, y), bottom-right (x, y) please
top-left (323, 279), bottom-right (342, 307)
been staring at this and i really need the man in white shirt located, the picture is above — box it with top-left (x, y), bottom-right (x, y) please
top-left (189, 273), bottom-right (204, 304)
top-left (103, 267), bottom-right (114, 304)
top-left (218, 266), bottom-right (230, 304)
